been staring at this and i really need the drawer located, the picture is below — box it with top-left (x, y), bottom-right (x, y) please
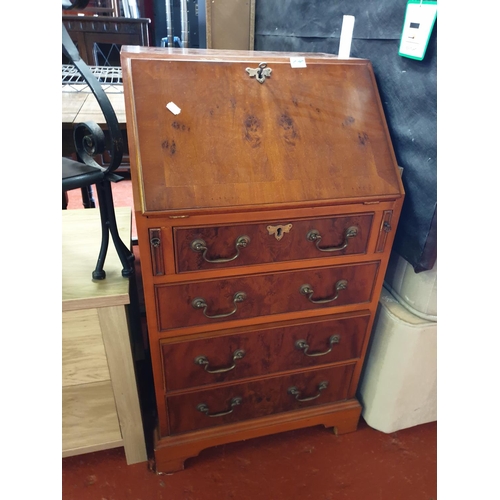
top-left (172, 214), bottom-right (373, 273)
top-left (166, 363), bottom-right (355, 434)
top-left (161, 313), bottom-right (370, 392)
top-left (156, 262), bottom-right (379, 331)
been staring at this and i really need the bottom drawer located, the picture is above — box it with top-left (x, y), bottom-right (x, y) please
top-left (166, 364), bottom-right (355, 434)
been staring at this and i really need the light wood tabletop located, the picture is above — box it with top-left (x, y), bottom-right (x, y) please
top-left (62, 90), bottom-right (126, 129)
top-left (62, 207), bottom-right (147, 464)
top-left (62, 207), bottom-right (132, 311)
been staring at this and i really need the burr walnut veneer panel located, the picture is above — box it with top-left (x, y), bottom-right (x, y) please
top-left (161, 313), bottom-right (370, 392)
top-left (121, 47), bottom-right (404, 473)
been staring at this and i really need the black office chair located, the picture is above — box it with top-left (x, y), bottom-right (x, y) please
top-left (62, 0), bottom-right (134, 280)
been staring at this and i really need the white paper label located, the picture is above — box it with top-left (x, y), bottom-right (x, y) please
top-left (290, 57), bottom-right (307, 68)
top-left (166, 102), bottom-right (181, 115)
top-left (338, 15), bottom-right (355, 59)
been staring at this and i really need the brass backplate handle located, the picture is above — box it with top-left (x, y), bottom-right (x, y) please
top-left (192, 292), bottom-right (247, 319)
top-left (295, 334), bottom-right (341, 357)
top-left (306, 226), bottom-right (358, 252)
top-left (288, 381), bottom-right (329, 402)
top-left (197, 397), bottom-right (243, 418)
top-left (300, 280), bottom-right (348, 304)
top-left (190, 235), bottom-right (250, 264)
top-left (194, 349), bottom-right (246, 374)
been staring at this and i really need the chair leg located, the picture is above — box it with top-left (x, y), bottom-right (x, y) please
top-left (102, 181), bottom-right (135, 277)
top-left (92, 182), bottom-right (110, 280)
top-left (62, 191), bottom-right (68, 210)
top-left (93, 180), bottom-right (135, 280)
top-left (81, 185), bottom-right (96, 208)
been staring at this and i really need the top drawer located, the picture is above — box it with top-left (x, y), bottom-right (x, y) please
top-left (173, 213), bottom-right (373, 273)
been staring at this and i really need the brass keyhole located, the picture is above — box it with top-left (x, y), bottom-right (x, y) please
top-left (267, 224), bottom-right (292, 241)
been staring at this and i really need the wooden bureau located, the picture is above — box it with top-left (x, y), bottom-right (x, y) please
top-left (120, 47), bottom-right (404, 473)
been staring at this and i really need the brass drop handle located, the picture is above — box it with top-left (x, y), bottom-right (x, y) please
top-left (197, 397), bottom-right (243, 418)
top-left (295, 335), bottom-right (341, 357)
top-left (300, 280), bottom-right (348, 304)
top-left (306, 226), bottom-right (358, 252)
top-left (288, 381), bottom-right (329, 402)
top-left (194, 349), bottom-right (246, 374)
top-left (192, 292), bottom-right (247, 319)
top-left (190, 235), bottom-right (250, 264)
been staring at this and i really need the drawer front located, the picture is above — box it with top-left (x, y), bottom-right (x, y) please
top-left (166, 364), bottom-right (355, 434)
top-left (173, 214), bottom-right (373, 273)
top-left (156, 262), bottom-right (378, 331)
top-left (162, 314), bottom-right (370, 392)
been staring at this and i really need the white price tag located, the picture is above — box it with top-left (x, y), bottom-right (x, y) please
top-left (290, 57), bottom-right (307, 68)
top-left (338, 15), bottom-right (355, 59)
top-left (399, 1), bottom-right (437, 61)
top-left (166, 101), bottom-right (181, 115)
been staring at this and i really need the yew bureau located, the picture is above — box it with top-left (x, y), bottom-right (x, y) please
top-left (121, 47), bottom-right (404, 473)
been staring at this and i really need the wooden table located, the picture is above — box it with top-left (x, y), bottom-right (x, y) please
top-left (62, 207), bottom-right (146, 464)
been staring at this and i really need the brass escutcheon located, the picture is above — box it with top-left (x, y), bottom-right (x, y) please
top-left (246, 62), bottom-right (272, 83)
top-left (267, 224), bottom-right (292, 241)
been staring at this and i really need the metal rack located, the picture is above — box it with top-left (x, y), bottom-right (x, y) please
top-left (62, 65), bottom-right (123, 93)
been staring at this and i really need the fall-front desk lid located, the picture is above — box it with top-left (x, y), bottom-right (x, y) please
top-left (121, 47), bottom-right (404, 215)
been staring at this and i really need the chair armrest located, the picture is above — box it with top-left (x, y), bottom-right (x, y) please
top-left (62, 23), bottom-right (123, 174)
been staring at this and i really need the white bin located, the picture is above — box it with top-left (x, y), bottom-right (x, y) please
top-left (358, 285), bottom-right (437, 433)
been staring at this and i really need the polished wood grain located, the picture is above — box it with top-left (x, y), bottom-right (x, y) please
top-left (121, 48), bottom-right (404, 215)
top-left (162, 313), bottom-right (369, 392)
top-left (139, 203), bottom-right (394, 284)
top-left (167, 364), bottom-right (355, 434)
top-left (121, 48), bottom-right (404, 473)
top-left (173, 213), bottom-right (373, 273)
top-left (154, 399), bottom-right (362, 473)
top-left (156, 262), bottom-right (379, 331)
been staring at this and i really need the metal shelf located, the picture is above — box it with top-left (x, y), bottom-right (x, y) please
top-left (62, 65), bottom-right (123, 93)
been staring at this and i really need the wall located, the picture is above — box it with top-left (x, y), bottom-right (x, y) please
top-left (254, 0), bottom-right (437, 272)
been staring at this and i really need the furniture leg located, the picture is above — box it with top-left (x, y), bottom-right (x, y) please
top-left (93, 181), bottom-right (111, 280)
top-left (93, 181), bottom-right (134, 280)
top-left (81, 185), bottom-right (96, 208)
top-left (101, 181), bottom-right (135, 277)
